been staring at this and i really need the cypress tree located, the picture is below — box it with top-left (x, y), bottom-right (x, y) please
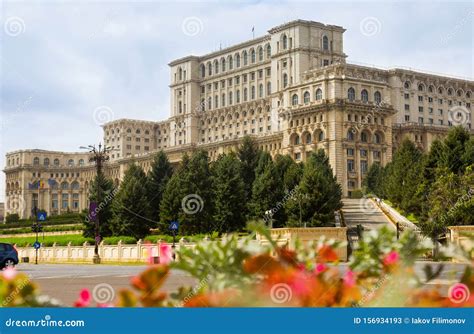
top-left (146, 150), bottom-right (173, 223)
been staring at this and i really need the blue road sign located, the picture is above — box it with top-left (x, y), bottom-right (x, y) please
top-left (37, 212), bottom-right (47, 221)
top-left (169, 221), bottom-right (179, 231)
top-left (33, 241), bottom-right (41, 250)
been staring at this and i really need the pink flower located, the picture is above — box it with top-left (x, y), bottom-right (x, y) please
top-left (343, 270), bottom-right (356, 288)
top-left (314, 263), bottom-right (327, 275)
top-left (289, 271), bottom-right (311, 297)
top-left (2, 267), bottom-right (17, 280)
top-left (160, 244), bottom-right (172, 265)
top-left (74, 288), bottom-right (91, 307)
top-left (383, 251), bottom-right (400, 266)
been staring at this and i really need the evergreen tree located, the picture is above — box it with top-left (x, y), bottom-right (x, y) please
top-left (254, 151), bottom-right (273, 176)
top-left (383, 138), bottom-right (424, 215)
top-left (362, 162), bottom-right (383, 196)
top-left (146, 150), bottom-right (173, 223)
top-left (274, 154), bottom-right (294, 182)
top-left (83, 173), bottom-right (115, 238)
top-left (462, 137), bottom-right (474, 168)
top-left (110, 163), bottom-right (153, 239)
top-left (250, 160), bottom-right (285, 227)
top-left (285, 150), bottom-right (342, 227)
top-left (237, 136), bottom-right (261, 203)
top-left (439, 126), bottom-right (470, 175)
top-left (160, 151), bottom-right (213, 235)
top-left (211, 153), bottom-right (246, 232)
top-left (282, 160), bottom-right (304, 193)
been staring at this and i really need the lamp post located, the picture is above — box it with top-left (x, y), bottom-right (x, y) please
top-left (80, 143), bottom-right (112, 264)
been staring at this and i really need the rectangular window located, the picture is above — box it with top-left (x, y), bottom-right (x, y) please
top-left (62, 194), bottom-right (69, 209)
top-left (347, 148), bottom-right (354, 156)
top-left (347, 159), bottom-right (355, 172)
top-left (361, 161), bottom-right (368, 174)
top-left (404, 93), bottom-right (409, 99)
top-left (418, 106), bottom-right (423, 112)
top-left (404, 104), bottom-right (410, 111)
top-left (418, 96), bottom-right (423, 102)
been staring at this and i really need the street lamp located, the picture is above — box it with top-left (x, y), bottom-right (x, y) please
top-left (80, 143), bottom-right (113, 264)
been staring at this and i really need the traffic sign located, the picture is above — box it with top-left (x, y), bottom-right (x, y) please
top-left (33, 241), bottom-right (41, 250)
top-left (37, 212), bottom-right (47, 221)
top-left (169, 221), bottom-right (179, 231)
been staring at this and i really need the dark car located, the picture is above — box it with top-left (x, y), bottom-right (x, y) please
top-left (0, 243), bottom-right (19, 269)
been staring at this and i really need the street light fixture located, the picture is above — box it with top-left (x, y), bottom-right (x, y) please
top-left (80, 143), bottom-right (113, 264)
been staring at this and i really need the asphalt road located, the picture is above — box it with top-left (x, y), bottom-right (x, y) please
top-left (17, 263), bottom-right (196, 306)
top-left (15, 261), bottom-right (467, 306)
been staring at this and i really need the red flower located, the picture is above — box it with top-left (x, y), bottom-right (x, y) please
top-left (160, 244), bottom-right (172, 265)
top-left (314, 263), bottom-right (327, 275)
top-left (74, 289), bottom-right (91, 307)
top-left (383, 251), bottom-right (399, 266)
top-left (343, 270), bottom-right (356, 288)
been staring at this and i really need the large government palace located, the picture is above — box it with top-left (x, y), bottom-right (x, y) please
top-left (4, 19), bottom-right (473, 220)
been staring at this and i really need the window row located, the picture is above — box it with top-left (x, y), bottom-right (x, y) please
top-left (200, 84), bottom-right (271, 110)
top-left (346, 129), bottom-right (384, 144)
top-left (33, 157), bottom-right (85, 167)
top-left (200, 44), bottom-right (272, 78)
top-left (403, 81), bottom-right (471, 98)
top-left (347, 88), bottom-right (382, 103)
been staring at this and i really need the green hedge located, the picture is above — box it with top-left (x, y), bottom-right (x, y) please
top-left (0, 225), bottom-right (82, 235)
top-left (0, 213), bottom-right (84, 229)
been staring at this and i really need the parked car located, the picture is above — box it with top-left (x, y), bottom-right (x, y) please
top-left (0, 243), bottom-right (19, 269)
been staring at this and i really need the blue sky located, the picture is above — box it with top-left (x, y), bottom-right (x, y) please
top-left (0, 0), bottom-right (472, 202)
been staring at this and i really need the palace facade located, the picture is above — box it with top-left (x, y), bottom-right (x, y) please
top-left (4, 20), bottom-right (473, 220)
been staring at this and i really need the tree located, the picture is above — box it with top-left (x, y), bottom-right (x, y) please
top-left (285, 150), bottom-right (342, 227)
top-left (211, 153), bottom-right (246, 232)
top-left (250, 160), bottom-right (285, 227)
top-left (160, 151), bottom-right (214, 235)
top-left (383, 138), bottom-right (424, 215)
top-left (83, 173), bottom-right (115, 238)
top-left (110, 163), bottom-right (153, 239)
top-left (146, 150), bottom-right (173, 223)
top-left (274, 154), bottom-right (303, 192)
top-left (237, 136), bottom-right (261, 204)
top-left (254, 151), bottom-right (273, 177)
top-left (439, 126), bottom-right (471, 175)
top-left (362, 162), bottom-right (384, 197)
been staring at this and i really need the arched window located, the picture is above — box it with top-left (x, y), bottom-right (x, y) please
top-left (208, 62), bottom-right (212, 76)
top-left (178, 68), bottom-right (182, 81)
top-left (68, 159), bottom-right (74, 166)
top-left (404, 81), bottom-right (411, 89)
top-left (347, 130), bottom-right (355, 141)
top-left (361, 89), bottom-right (369, 102)
top-left (221, 93), bottom-right (226, 107)
top-left (348, 88), bottom-right (356, 101)
top-left (283, 74), bottom-right (288, 88)
top-left (303, 91), bottom-right (310, 104)
top-left (228, 56), bottom-right (233, 70)
top-left (315, 88), bottom-right (322, 100)
top-left (236, 54), bottom-right (241, 68)
top-left (136, 129), bottom-right (141, 134)
top-left (457, 89), bottom-right (463, 97)
top-left (292, 94), bottom-right (299, 106)
top-left (33, 157), bottom-right (40, 165)
top-left (318, 131), bottom-right (324, 141)
top-left (79, 159), bottom-right (84, 166)
top-left (361, 132), bottom-right (368, 142)
top-left (438, 87), bottom-right (444, 94)
top-left (266, 44), bottom-right (271, 58)
top-left (236, 90), bottom-right (240, 103)
top-left (293, 135), bottom-right (300, 145)
top-left (251, 49), bottom-right (256, 63)
top-left (229, 91), bottom-right (233, 105)
top-left (214, 60), bottom-right (219, 74)
top-left (127, 128), bottom-right (132, 133)
top-left (428, 85), bottom-right (434, 93)
top-left (44, 158), bottom-right (50, 166)
top-left (374, 91), bottom-right (382, 104)
top-left (467, 91), bottom-right (471, 98)
top-left (266, 82), bottom-right (271, 95)
top-left (200, 64), bottom-right (205, 78)
top-left (243, 88), bottom-right (248, 101)
top-left (221, 58), bottom-right (226, 72)
top-left (322, 36), bottom-right (329, 50)
top-left (258, 47), bottom-right (263, 61)
top-left (418, 84), bottom-right (424, 91)
top-left (282, 34), bottom-right (288, 49)
top-left (54, 159), bottom-right (60, 166)
top-left (374, 133), bottom-right (383, 144)
top-left (305, 133), bottom-right (312, 144)
top-left (71, 181), bottom-right (80, 190)
top-left (61, 182), bottom-right (69, 190)
top-left (243, 51), bottom-right (248, 66)
top-left (448, 88), bottom-right (453, 95)
top-left (251, 86), bottom-right (256, 100)
top-left (259, 84), bottom-right (264, 98)
top-left (208, 97), bottom-right (212, 109)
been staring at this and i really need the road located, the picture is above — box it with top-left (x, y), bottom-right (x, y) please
top-left (17, 263), bottom-right (196, 306)
top-left (15, 261), bottom-right (467, 306)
